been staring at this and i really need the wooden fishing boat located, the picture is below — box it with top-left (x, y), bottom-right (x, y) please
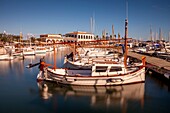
top-left (37, 55), bottom-right (146, 86)
top-left (36, 19), bottom-right (146, 86)
top-left (63, 47), bottom-right (121, 69)
top-left (63, 55), bottom-right (122, 70)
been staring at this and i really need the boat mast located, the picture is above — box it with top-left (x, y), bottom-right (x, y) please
top-left (73, 42), bottom-right (76, 62)
top-left (150, 25), bottom-right (153, 41)
top-left (112, 25), bottom-right (115, 39)
top-left (53, 45), bottom-right (56, 70)
top-left (20, 32), bottom-right (22, 43)
top-left (167, 32), bottom-right (170, 43)
top-left (124, 19), bottom-right (128, 68)
top-left (124, 1), bottom-right (128, 68)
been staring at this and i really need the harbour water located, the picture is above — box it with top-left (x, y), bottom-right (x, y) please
top-left (0, 48), bottom-right (170, 113)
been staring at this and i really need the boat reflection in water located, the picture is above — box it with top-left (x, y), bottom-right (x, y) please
top-left (37, 82), bottom-right (145, 113)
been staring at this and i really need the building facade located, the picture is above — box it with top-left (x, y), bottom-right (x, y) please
top-left (40, 34), bottom-right (63, 43)
top-left (65, 31), bottom-right (95, 42)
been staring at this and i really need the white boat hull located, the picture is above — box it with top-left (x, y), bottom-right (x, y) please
top-left (46, 67), bottom-right (145, 86)
top-left (23, 48), bottom-right (35, 56)
top-left (0, 54), bottom-right (15, 60)
top-left (35, 49), bottom-right (46, 54)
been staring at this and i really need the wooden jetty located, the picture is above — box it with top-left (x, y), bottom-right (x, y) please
top-left (108, 48), bottom-right (170, 81)
top-left (127, 51), bottom-right (170, 72)
top-left (126, 51), bottom-right (170, 83)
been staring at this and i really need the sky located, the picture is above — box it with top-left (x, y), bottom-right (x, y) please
top-left (0, 0), bottom-right (170, 40)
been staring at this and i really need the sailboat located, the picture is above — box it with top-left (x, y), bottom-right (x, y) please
top-left (37, 19), bottom-right (146, 86)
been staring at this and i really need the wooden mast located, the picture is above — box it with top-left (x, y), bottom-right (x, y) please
top-left (124, 18), bottom-right (128, 68)
top-left (124, 1), bottom-right (128, 68)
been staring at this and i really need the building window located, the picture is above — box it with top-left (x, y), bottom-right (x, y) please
top-left (78, 35), bottom-right (80, 39)
top-left (109, 67), bottom-right (122, 72)
top-left (95, 66), bottom-right (108, 72)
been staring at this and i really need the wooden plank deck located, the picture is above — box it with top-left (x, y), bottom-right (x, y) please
top-left (127, 51), bottom-right (170, 71)
top-left (111, 48), bottom-right (170, 72)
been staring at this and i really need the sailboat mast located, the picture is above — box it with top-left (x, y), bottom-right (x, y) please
top-left (112, 25), bottom-right (115, 39)
top-left (150, 25), bottom-right (152, 41)
top-left (167, 32), bottom-right (170, 42)
top-left (20, 32), bottom-right (22, 43)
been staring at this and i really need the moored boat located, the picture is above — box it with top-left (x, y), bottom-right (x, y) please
top-left (34, 47), bottom-right (47, 54)
top-left (36, 18), bottom-right (146, 86)
top-left (38, 56), bottom-right (146, 86)
top-left (23, 48), bottom-right (35, 56)
top-left (45, 46), bottom-right (53, 52)
top-left (63, 55), bottom-right (123, 70)
top-left (0, 54), bottom-right (16, 61)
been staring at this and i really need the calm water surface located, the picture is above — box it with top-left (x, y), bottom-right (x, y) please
top-left (0, 48), bottom-right (170, 113)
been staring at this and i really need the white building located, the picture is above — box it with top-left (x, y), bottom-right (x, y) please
top-left (40, 34), bottom-right (63, 43)
top-left (65, 31), bottom-right (95, 42)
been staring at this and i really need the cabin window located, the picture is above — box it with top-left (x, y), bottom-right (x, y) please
top-left (109, 67), bottom-right (122, 72)
top-left (95, 66), bottom-right (107, 72)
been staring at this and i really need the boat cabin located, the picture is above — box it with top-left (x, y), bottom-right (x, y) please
top-left (92, 62), bottom-right (127, 76)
